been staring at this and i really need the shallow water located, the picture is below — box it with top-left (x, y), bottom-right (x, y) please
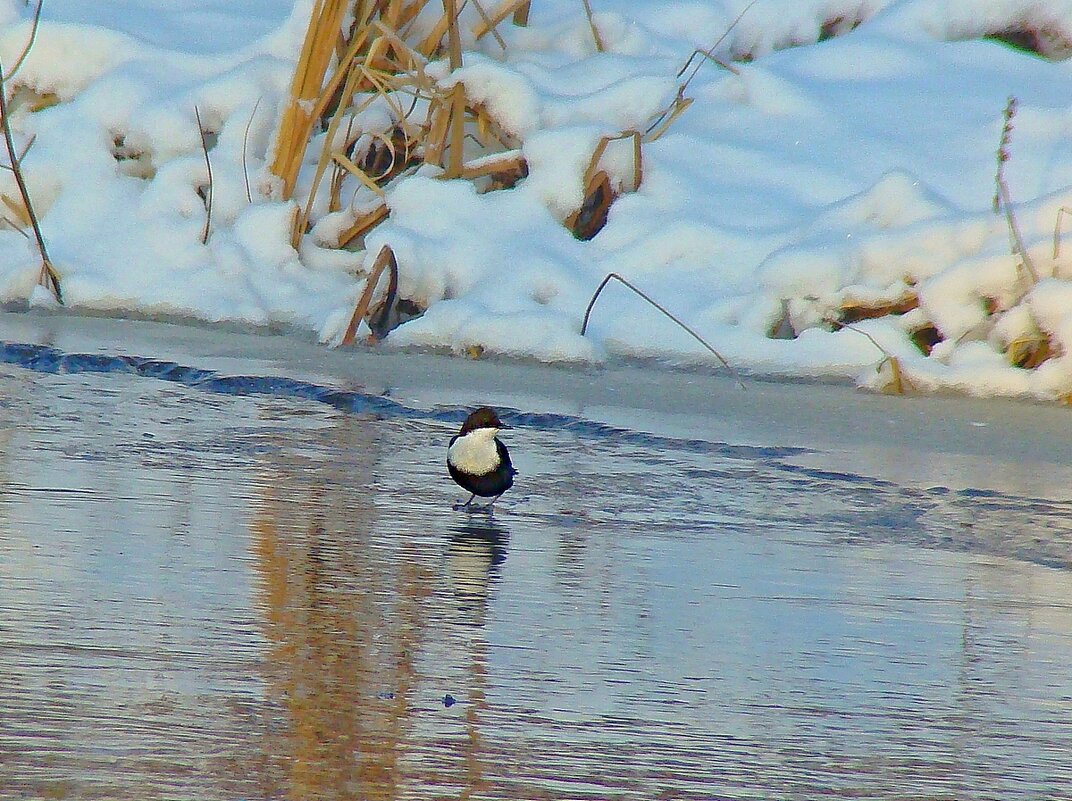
top-left (1, 362), bottom-right (1072, 800)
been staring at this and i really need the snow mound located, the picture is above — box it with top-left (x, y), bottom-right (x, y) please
top-left (3, 0), bottom-right (1072, 398)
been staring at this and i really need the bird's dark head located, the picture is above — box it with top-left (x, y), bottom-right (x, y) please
top-left (459, 406), bottom-right (507, 435)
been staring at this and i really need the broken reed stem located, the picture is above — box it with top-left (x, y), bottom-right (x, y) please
top-left (580, 0), bottom-right (605, 52)
top-left (195, 106), bottom-right (213, 244)
top-left (581, 272), bottom-right (743, 387)
top-left (995, 96), bottom-right (1040, 284)
top-left (0, 54), bottom-right (60, 303)
top-left (643, 1), bottom-right (754, 140)
top-left (341, 244), bottom-right (398, 345)
top-left (677, 0), bottom-right (756, 89)
top-left (471, 0), bottom-right (508, 51)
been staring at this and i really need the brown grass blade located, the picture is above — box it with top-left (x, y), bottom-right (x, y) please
top-left (337, 203), bottom-right (390, 249)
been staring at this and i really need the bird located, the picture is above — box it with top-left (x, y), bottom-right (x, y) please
top-left (447, 407), bottom-right (517, 510)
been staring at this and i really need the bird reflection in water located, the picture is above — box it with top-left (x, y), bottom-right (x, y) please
top-left (446, 518), bottom-right (508, 627)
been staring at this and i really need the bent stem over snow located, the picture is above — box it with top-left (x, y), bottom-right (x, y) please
top-left (340, 244), bottom-right (399, 346)
top-left (581, 272), bottom-right (744, 388)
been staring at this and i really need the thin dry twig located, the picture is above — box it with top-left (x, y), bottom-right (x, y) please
top-left (0, 132), bottom-right (35, 173)
top-left (581, 272), bottom-right (743, 387)
top-left (241, 97), bottom-right (262, 204)
top-left (995, 96), bottom-right (1040, 284)
top-left (0, 52), bottom-right (60, 302)
top-left (580, 0), bottom-right (605, 52)
top-left (0, 212), bottom-right (30, 239)
top-left (194, 106), bottom-right (213, 244)
top-left (676, 0), bottom-right (756, 89)
top-left (7, 0), bottom-right (43, 81)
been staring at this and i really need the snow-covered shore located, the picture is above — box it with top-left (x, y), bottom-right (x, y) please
top-left (6, 1), bottom-right (1072, 400)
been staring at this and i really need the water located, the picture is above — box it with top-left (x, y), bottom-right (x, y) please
top-left (1, 360), bottom-right (1071, 800)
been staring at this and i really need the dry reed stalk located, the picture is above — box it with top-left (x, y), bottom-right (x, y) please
top-left (839, 290), bottom-right (918, 324)
top-left (288, 0), bottom-right (484, 245)
top-left (1006, 330), bottom-right (1053, 369)
top-left (271, 0), bottom-right (351, 199)
top-left (333, 151), bottom-right (389, 196)
top-left (470, 0), bottom-right (509, 50)
top-left (277, 0), bottom-right (542, 342)
top-left (473, 0), bottom-right (531, 40)
top-left (513, 0), bottom-right (531, 25)
top-left (581, 272), bottom-right (743, 386)
top-left (326, 116), bottom-right (357, 212)
top-left (442, 0), bottom-right (467, 178)
top-left (341, 244), bottom-right (398, 345)
top-left (336, 203), bottom-right (390, 248)
top-left (417, 9), bottom-right (453, 55)
top-left (995, 96), bottom-right (1040, 284)
top-left (457, 149), bottom-right (526, 180)
top-left (290, 60), bottom-right (368, 245)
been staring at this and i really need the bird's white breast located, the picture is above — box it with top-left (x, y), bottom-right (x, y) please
top-left (448, 428), bottom-right (500, 475)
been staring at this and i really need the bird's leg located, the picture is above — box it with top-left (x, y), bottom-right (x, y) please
top-left (480, 492), bottom-right (505, 511)
top-left (453, 493), bottom-right (476, 511)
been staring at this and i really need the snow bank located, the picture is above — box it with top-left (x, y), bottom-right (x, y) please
top-left (5, 0), bottom-right (1072, 399)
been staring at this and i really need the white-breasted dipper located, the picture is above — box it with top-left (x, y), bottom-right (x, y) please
top-left (447, 407), bottom-right (517, 509)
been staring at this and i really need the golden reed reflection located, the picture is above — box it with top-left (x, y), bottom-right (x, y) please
top-left (246, 415), bottom-right (507, 800)
top-left (446, 520), bottom-right (508, 799)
